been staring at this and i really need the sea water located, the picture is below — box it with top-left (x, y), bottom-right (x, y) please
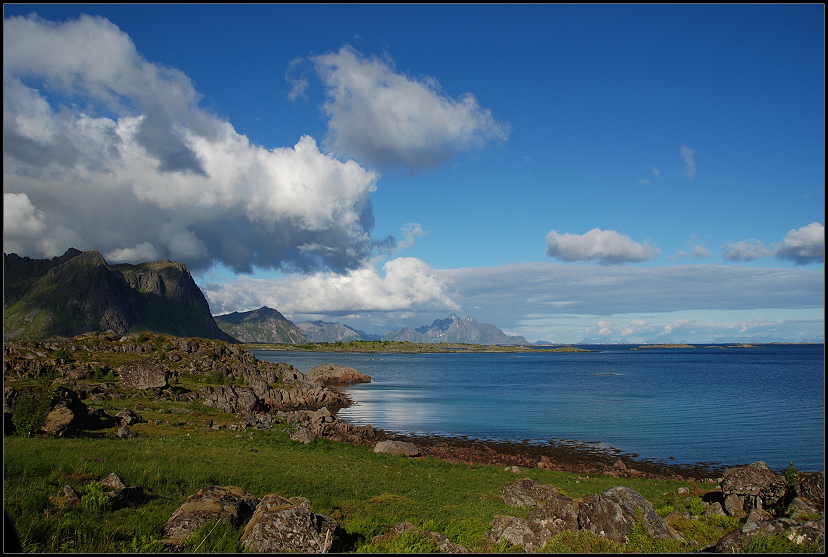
top-left (253, 344), bottom-right (825, 472)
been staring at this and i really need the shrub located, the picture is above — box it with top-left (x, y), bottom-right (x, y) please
top-left (783, 462), bottom-right (799, 488)
top-left (12, 385), bottom-right (53, 436)
top-left (688, 497), bottom-right (706, 517)
top-left (80, 484), bottom-right (112, 513)
top-left (745, 531), bottom-right (824, 553)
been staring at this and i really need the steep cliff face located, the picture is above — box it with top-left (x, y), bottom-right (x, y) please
top-left (3, 249), bottom-right (235, 342)
top-left (214, 307), bottom-right (309, 344)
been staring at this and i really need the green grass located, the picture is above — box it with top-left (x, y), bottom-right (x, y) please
top-left (3, 423), bottom-right (762, 553)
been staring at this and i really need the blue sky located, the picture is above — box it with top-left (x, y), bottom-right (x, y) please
top-left (3, 4), bottom-right (824, 343)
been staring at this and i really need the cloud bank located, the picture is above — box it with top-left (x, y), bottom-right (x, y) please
top-left (204, 257), bottom-right (458, 317)
top-left (545, 228), bottom-right (660, 264)
top-left (722, 222), bottom-right (824, 265)
top-left (311, 45), bottom-right (509, 172)
top-left (3, 15), bottom-right (387, 273)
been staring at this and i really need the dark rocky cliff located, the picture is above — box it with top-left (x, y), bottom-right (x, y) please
top-left (3, 249), bottom-right (235, 342)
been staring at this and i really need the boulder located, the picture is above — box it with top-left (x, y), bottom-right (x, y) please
top-left (304, 364), bottom-right (372, 386)
top-left (577, 486), bottom-right (681, 544)
top-left (720, 461), bottom-right (786, 514)
top-left (502, 478), bottom-right (559, 507)
top-left (239, 494), bottom-right (339, 553)
top-left (714, 517), bottom-right (824, 552)
top-left (115, 408), bottom-right (145, 425)
top-left (787, 497), bottom-right (822, 519)
top-left (101, 472), bottom-right (127, 490)
top-left (527, 494), bottom-right (579, 536)
top-left (201, 385), bottom-right (261, 414)
top-left (796, 472), bottom-right (824, 506)
top-left (290, 427), bottom-right (317, 444)
top-left (485, 515), bottom-right (539, 550)
top-left (373, 440), bottom-right (419, 456)
top-left (163, 485), bottom-right (259, 544)
top-left (116, 425), bottom-right (136, 439)
top-left (41, 388), bottom-right (88, 436)
top-left (118, 359), bottom-right (169, 389)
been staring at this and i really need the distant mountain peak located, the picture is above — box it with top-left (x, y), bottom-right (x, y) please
top-left (386, 313), bottom-right (527, 345)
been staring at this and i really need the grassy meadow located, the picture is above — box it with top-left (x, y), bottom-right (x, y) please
top-left (5, 413), bottom-right (821, 553)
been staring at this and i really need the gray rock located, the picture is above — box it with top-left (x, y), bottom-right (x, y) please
top-left (115, 408), bottom-right (145, 425)
top-left (720, 461), bottom-right (786, 514)
top-left (796, 472), bottom-right (824, 506)
top-left (714, 517), bottom-right (823, 552)
top-left (63, 484), bottom-right (81, 505)
top-left (787, 496), bottom-right (821, 519)
top-left (527, 494), bottom-right (579, 536)
top-left (704, 501), bottom-right (726, 517)
top-left (163, 485), bottom-right (259, 544)
top-left (305, 364), bottom-right (372, 386)
top-left (485, 515), bottom-right (540, 550)
top-left (502, 478), bottom-right (559, 507)
top-left (101, 472), bottom-right (127, 490)
top-left (240, 494), bottom-right (338, 553)
top-left (290, 427), bottom-right (317, 444)
top-left (116, 425), bottom-right (136, 438)
top-left (118, 359), bottom-right (169, 389)
top-left (577, 486), bottom-right (681, 544)
top-left (374, 440), bottom-right (419, 456)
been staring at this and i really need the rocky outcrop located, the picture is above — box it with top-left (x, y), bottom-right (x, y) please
top-left (239, 494), bottom-right (339, 553)
top-left (373, 440), bottom-right (420, 456)
top-left (720, 461), bottom-right (787, 516)
top-left (305, 364), bottom-right (372, 386)
top-left (488, 481), bottom-right (681, 551)
top-left (578, 486), bottom-right (681, 544)
top-left (501, 478), bottom-right (559, 507)
top-left (117, 359), bottom-right (170, 389)
top-left (162, 485), bottom-right (260, 546)
top-left (714, 517), bottom-right (824, 552)
top-left (41, 387), bottom-right (89, 437)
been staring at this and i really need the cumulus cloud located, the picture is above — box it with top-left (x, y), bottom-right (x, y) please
top-left (311, 45), bottom-right (509, 172)
top-left (596, 320), bottom-right (615, 335)
top-left (545, 228), bottom-right (660, 265)
top-left (662, 319), bottom-right (691, 335)
top-left (3, 15), bottom-right (389, 274)
top-left (674, 241), bottom-right (711, 260)
top-left (203, 257), bottom-right (459, 316)
top-left (681, 144), bottom-right (696, 179)
top-left (397, 223), bottom-right (428, 250)
top-left (775, 222), bottom-right (824, 265)
top-left (721, 239), bottom-right (774, 262)
top-left (721, 223), bottom-right (824, 265)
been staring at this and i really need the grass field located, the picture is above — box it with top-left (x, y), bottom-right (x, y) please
top-left (6, 419), bottom-right (819, 553)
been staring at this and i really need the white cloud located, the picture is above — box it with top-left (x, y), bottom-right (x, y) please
top-left (3, 15), bottom-right (387, 274)
top-left (721, 223), bottom-right (824, 265)
top-left (202, 257), bottom-right (459, 317)
top-left (596, 320), bottom-right (615, 335)
top-left (397, 223), bottom-right (428, 250)
top-left (721, 239), bottom-right (774, 262)
top-left (621, 320), bottom-right (650, 337)
top-left (545, 228), bottom-right (660, 265)
top-left (681, 144), bottom-right (696, 180)
top-left (311, 45), bottom-right (508, 172)
top-left (106, 242), bottom-right (162, 264)
top-left (662, 319), bottom-right (691, 335)
top-left (775, 222), bottom-right (824, 265)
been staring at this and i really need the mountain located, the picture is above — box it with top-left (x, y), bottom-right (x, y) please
top-left (214, 307), bottom-right (309, 344)
top-left (297, 320), bottom-right (381, 343)
top-left (382, 314), bottom-right (529, 345)
top-left (3, 249), bottom-right (235, 342)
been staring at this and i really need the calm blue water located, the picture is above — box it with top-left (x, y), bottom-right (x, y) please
top-left (253, 345), bottom-right (825, 472)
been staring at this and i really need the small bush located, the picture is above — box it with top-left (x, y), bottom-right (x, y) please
top-left (12, 385), bottom-right (53, 436)
top-left (783, 462), bottom-right (799, 487)
top-left (80, 483), bottom-right (112, 513)
top-left (688, 496), bottom-right (706, 517)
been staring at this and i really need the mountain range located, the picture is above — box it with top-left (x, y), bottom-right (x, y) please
top-left (4, 249), bottom-right (235, 342)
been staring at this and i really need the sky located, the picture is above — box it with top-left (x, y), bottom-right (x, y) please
top-left (3, 4), bottom-right (824, 344)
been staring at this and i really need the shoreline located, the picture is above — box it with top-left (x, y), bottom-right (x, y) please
top-left (336, 421), bottom-right (737, 482)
